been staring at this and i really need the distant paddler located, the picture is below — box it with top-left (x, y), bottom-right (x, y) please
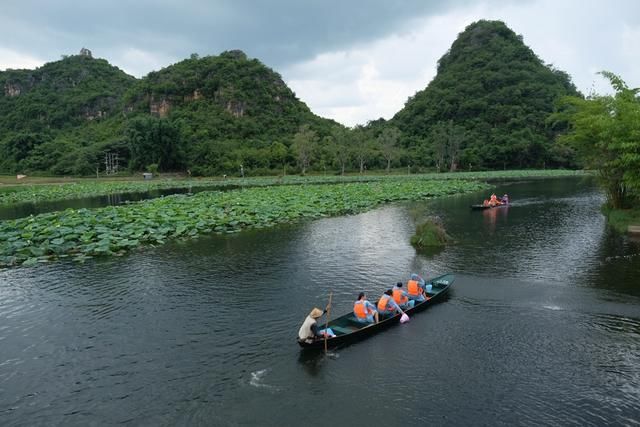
top-left (489, 193), bottom-right (501, 206)
top-left (298, 307), bottom-right (332, 344)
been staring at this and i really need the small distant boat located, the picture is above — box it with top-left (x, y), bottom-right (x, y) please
top-left (297, 273), bottom-right (454, 350)
top-left (470, 203), bottom-right (509, 210)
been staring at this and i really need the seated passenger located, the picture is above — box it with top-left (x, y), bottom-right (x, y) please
top-left (410, 273), bottom-right (426, 288)
top-left (501, 194), bottom-right (509, 204)
top-left (489, 193), bottom-right (499, 206)
top-left (482, 199), bottom-right (490, 207)
top-left (407, 276), bottom-right (427, 302)
top-left (377, 289), bottom-right (402, 317)
top-left (392, 282), bottom-right (415, 309)
top-left (353, 292), bottom-right (379, 324)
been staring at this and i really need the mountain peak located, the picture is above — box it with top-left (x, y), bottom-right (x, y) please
top-left (391, 19), bottom-right (579, 169)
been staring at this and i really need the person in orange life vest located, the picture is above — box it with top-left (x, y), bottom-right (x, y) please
top-left (407, 274), bottom-right (427, 302)
top-left (489, 193), bottom-right (500, 206)
top-left (377, 289), bottom-right (402, 318)
top-left (392, 282), bottom-right (415, 309)
top-left (353, 292), bottom-right (379, 324)
top-left (482, 199), bottom-right (490, 207)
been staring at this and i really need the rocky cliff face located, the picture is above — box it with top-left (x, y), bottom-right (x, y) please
top-left (4, 82), bottom-right (22, 97)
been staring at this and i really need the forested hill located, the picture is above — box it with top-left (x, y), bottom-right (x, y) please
top-left (1, 22), bottom-right (582, 177)
top-left (120, 50), bottom-right (338, 174)
top-left (389, 20), bottom-right (580, 170)
top-left (0, 49), bottom-right (339, 176)
top-left (0, 50), bottom-right (137, 174)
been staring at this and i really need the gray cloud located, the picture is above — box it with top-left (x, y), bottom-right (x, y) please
top-left (0, 0), bottom-right (483, 74)
top-left (2, 0), bottom-right (638, 126)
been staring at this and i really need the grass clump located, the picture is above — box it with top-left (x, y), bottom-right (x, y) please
top-left (410, 216), bottom-right (452, 249)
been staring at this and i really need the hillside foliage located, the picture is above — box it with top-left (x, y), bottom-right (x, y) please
top-left (0, 21), bottom-right (583, 177)
top-left (390, 20), bottom-right (581, 170)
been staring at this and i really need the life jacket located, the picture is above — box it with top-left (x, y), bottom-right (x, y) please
top-left (407, 280), bottom-right (422, 296)
top-left (393, 287), bottom-right (408, 305)
top-left (377, 295), bottom-right (393, 312)
top-left (354, 300), bottom-right (372, 318)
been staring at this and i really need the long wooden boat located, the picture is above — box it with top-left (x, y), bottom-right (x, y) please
top-left (297, 273), bottom-right (454, 350)
top-left (470, 203), bottom-right (509, 210)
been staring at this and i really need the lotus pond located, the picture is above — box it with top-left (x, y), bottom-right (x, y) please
top-left (0, 169), bottom-right (584, 206)
top-left (0, 179), bottom-right (489, 268)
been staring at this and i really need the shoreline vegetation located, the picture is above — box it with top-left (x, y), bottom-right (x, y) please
top-left (0, 169), bottom-right (586, 206)
top-left (410, 217), bottom-right (452, 250)
top-left (602, 206), bottom-right (640, 234)
top-left (1, 179), bottom-right (490, 268)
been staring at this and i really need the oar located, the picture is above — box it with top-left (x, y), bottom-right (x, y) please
top-left (324, 292), bottom-right (332, 355)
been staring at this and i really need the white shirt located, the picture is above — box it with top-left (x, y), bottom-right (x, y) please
top-left (298, 315), bottom-right (317, 340)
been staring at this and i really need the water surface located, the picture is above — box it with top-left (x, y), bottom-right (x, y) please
top-left (1, 177), bottom-right (639, 426)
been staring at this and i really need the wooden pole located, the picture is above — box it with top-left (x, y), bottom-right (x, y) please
top-left (324, 292), bottom-right (332, 355)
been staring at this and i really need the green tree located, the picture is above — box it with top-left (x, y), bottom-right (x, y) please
top-left (378, 127), bottom-right (402, 173)
top-left (125, 117), bottom-right (185, 172)
top-left (329, 127), bottom-right (351, 175)
top-left (558, 71), bottom-right (640, 208)
top-left (291, 125), bottom-right (318, 175)
top-left (269, 141), bottom-right (289, 175)
top-left (352, 125), bottom-right (376, 174)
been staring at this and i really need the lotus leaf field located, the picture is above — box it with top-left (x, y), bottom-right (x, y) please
top-left (0, 179), bottom-right (489, 268)
top-left (0, 169), bottom-right (584, 206)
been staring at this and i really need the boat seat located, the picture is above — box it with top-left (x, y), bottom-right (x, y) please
top-left (347, 317), bottom-right (370, 328)
top-left (330, 325), bottom-right (358, 335)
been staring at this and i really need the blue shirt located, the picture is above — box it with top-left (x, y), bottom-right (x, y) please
top-left (380, 294), bottom-right (399, 311)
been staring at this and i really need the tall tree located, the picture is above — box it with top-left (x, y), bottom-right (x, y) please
top-left (351, 125), bottom-right (376, 174)
top-left (428, 121), bottom-right (467, 172)
top-left (291, 125), bottom-right (318, 175)
top-left (378, 127), bottom-right (402, 173)
top-left (329, 127), bottom-right (351, 175)
top-left (558, 71), bottom-right (640, 208)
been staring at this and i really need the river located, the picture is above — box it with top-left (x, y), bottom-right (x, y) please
top-left (1, 177), bottom-right (639, 426)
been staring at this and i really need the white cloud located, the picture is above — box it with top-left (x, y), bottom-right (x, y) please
top-left (110, 47), bottom-right (178, 77)
top-left (0, 48), bottom-right (45, 70)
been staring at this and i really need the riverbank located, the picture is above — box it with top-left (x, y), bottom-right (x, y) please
top-left (603, 206), bottom-right (640, 233)
top-left (0, 169), bottom-right (585, 206)
top-left (0, 179), bottom-right (489, 268)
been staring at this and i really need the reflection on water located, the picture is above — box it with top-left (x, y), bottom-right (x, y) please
top-left (1, 177), bottom-right (639, 425)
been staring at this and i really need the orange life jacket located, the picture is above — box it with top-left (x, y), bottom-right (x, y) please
top-left (393, 288), bottom-right (408, 305)
top-left (407, 280), bottom-right (422, 296)
top-left (377, 295), bottom-right (393, 312)
top-left (354, 300), bottom-right (372, 318)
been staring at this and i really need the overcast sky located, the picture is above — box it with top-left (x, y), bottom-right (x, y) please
top-left (1, 0), bottom-right (638, 126)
